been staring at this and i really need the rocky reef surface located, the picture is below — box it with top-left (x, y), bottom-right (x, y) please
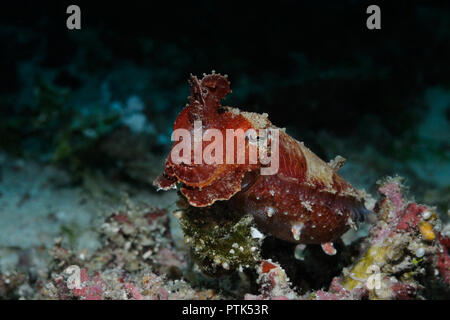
top-left (0, 153), bottom-right (448, 300)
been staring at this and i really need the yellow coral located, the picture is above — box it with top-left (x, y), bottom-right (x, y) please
top-left (419, 221), bottom-right (435, 241)
top-left (342, 245), bottom-right (389, 291)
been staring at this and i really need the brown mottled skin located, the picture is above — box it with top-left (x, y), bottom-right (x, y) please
top-left (154, 73), bottom-right (367, 245)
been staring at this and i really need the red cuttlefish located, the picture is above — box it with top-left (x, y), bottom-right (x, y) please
top-left (154, 72), bottom-right (368, 256)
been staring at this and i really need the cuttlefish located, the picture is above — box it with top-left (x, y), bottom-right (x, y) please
top-left (154, 72), bottom-right (368, 255)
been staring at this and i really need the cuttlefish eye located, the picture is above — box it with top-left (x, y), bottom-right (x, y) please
top-left (245, 130), bottom-right (269, 144)
top-left (240, 171), bottom-right (259, 192)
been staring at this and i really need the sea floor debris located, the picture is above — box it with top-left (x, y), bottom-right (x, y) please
top-left (0, 166), bottom-right (448, 299)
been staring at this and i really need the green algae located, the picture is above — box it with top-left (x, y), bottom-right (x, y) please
top-left (178, 202), bottom-right (262, 276)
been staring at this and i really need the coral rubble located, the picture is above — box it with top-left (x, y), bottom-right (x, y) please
top-left (0, 175), bottom-right (447, 300)
top-left (310, 178), bottom-right (448, 300)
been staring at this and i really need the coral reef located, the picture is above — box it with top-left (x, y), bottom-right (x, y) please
top-left (249, 177), bottom-right (449, 300)
top-left (333, 177), bottom-right (449, 299)
top-left (244, 260), bottom-right (299, 300)
top-left (34, 200), bottom-right (224, 300)
top-left (0, 174), bottom-right (448, 300)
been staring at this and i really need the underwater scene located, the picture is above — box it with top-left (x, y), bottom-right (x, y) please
top-left (0, 1), bottom-right (449, 301)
